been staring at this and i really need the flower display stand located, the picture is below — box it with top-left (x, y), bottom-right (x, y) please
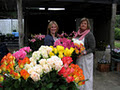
top-left (97, 63), bottom-right (110, 72)
top-left (111, 51), bottom-right (120, 72)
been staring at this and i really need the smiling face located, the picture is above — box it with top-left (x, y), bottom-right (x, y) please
top-left (80, 20), bottom-right (88, 31)
top-left (50, 24), bottom-right (57, 34)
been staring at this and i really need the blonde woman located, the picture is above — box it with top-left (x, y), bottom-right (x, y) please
top-left (44, 21), bottom-right (59, 46)
top-left (74, 18), bottom-right (96, 90)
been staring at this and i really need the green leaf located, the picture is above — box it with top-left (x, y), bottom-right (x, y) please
top-left (4, 87), bottom-right (10, 90)
top-left (24, 87), bottom-right (34, 90)
top-left (41, 87), bottom-right (46, 90)
top-left (14, 80), bottom-right (19, 88)
top-left (59, 85), bottom-right (67, 90)
top-left (46, 83), bottom-right (53, 89)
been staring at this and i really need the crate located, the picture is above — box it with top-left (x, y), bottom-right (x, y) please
top-left (97, 63), bottom-right (110, 72)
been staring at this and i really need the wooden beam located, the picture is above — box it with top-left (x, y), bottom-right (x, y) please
top-left (110, 3), bottom-right (117, 49)
top-left (17, 0), bottom-right (24, 48)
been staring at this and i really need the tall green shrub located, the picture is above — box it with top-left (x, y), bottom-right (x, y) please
top-left (115, 15), bottom-right (120, 28)
top-left (115, 28), bottom-right (120, 40)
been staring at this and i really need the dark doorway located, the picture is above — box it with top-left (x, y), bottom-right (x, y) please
top-left (25, 14), bottom-right (76, 36)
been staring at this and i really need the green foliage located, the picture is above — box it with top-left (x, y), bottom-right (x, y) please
top-left (1, 70), bottom-right (78, 90)
top-left (115, 15), bottom-right (120, 28)
top-left (115, 41), bottom-right (120, 48)
top-left (115, 28), bottom-right (120, 40)
top-left (6, 33), bottom-right (14, 37)
top-left (2, 76), bottom-right (37, 90)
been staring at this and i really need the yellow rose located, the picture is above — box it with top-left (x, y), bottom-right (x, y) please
top-left (53, 48), bottom-right (58, 54)
top-left (58, 52), bottom-right (64, 58)
top-left (64, 48), bottom-right (72, 57)
top-left (0, 75), bottom-right (4, 82)
top-left (56, 45), bottom-right (64, 53)
top-left (70, 47), bottom-right (75, 53)
top-left (49, 51), bottom-right (55, 57)
top-left (0, 68), bottom-right (2, 73)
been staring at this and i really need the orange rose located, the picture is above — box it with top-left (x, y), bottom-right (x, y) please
top-left (20, 69), bottom-right (30, 80)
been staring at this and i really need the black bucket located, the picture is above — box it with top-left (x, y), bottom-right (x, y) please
top-left (0, 43), bottom-right (9, 61)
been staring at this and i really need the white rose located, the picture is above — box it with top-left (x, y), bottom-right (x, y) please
top-left (24, 64), bottom-right (33, 71)
top-left (30, 61), bottom-right (37, 66)
top-left (33, 65), bottom-right (43, 75)
top-left (30, 72), bottom-right (40, 82)
top-left (47, 58), bottom-right (54, 67)
top-left (51, 56), bottom-right (61, 61)
top-left (43, 64), bottom-right (51, 73)
top-left (72, 38), bottom-right (84, 45)
top-left (55, 64), bottom-right (62, 71)
top-left (40, 50), bottom-right (48, 59)
top-left (39, 59), bottom-right (47, 65)
top-left (39, 46), bottom-right (47, 52)
top-left (55, 61), bottom-right (63, 71)
top-left (30, 57), bottom-right (35, 62)
top-left (28, 68), bottom-right (35, 75)
top-left (32, 51), bottom-right (41, 60)
top-left (46, 47), bottom-right (52, 54)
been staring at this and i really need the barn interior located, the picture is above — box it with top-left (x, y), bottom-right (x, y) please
top-left (0, 0), bottom-right (120, 48)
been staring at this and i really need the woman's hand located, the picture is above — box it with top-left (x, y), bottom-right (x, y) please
top-left (77, 50), bottom-right (87, 58)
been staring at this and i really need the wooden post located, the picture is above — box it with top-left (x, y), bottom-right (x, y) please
top-left (17, 0), bottom-right (24, 48)
top-left (110, 3), bottom-right (117, 49)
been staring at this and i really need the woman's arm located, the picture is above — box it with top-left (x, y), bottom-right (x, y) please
top-left (85, 32), bottom-right (96, 54)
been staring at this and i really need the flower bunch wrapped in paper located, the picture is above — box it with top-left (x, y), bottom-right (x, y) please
top-left (29, 33), bottom-right (45, 51)
top-left (72, 38), bottom-right (85, 55)
top-left (0, 45), bottom-right (85, 89)
top-left (53, 37), bottom-right (85, 63)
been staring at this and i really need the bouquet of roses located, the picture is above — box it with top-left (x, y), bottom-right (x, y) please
top-left (0, 47), bottom-right (32, 89)
top-left (54, 38), bottom-right (74, 49)
top-left (53, 37), bottom-right (85, 63)
top-left (72, 38), bottom-right (85, 55)
top-left (52, 37), bottom-right (76, 62)
top-left (29, 33), bottom-right (45, 52)
top-left (0, 45), bottom-right (85, 90)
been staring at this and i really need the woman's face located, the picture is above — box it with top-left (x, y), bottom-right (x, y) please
top-left (80, 20), bottom-right (88, 30)
top-left (50, 24), bottom-right (57, 34)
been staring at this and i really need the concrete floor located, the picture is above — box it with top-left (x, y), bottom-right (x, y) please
top-left (93, 49), bottom-right (120, 90)
top-left (93, 71), bottom-right (120, 90)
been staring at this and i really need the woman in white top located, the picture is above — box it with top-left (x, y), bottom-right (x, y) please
top-left (74, 18), bottom-right (96, 90)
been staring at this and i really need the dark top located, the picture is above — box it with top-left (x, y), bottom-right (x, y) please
top-left (84, 32), bottom-right (96, 54)
top-left (44, 35), bottom-right (54, 46)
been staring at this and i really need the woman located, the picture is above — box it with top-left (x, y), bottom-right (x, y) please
top-left (44, 21), bottom-right (59, 46)
top-left (75, 18), bottom-right (96, 90)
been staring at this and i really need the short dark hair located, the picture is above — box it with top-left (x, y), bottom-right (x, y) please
top-left (79, 17), bottom-right (91, 29)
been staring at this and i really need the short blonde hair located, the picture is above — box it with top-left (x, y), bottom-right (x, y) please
top-left (47, 21), bottom-right (59, 35)
top-left (79, 17), bottom-right (91, 29)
